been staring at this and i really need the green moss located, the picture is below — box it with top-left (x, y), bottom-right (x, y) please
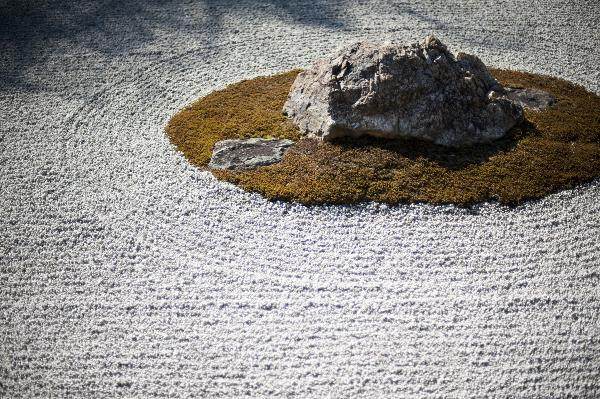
top-left (166, 69), bottom-right (600, 206)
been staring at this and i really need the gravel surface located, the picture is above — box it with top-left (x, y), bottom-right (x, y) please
top-left (1, 0), bottom-right (599, 397)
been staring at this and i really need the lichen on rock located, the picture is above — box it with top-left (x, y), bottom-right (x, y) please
top-left (283, 35), bottom-right (524, 147)
top-left (502, 87), bottom-right (556, 111)
top-left (208, 138), bottom-right (294, 170)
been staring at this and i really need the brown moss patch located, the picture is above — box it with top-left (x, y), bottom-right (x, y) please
top-left (166, 71), bottom-right (302, 166)
top-left (166, 69), bottom-right (600, 206)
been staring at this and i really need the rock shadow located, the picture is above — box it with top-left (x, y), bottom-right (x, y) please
top-left (0, 0), bottom-right (346, 90)
top-left (328, 119), bottom-right (537, 171)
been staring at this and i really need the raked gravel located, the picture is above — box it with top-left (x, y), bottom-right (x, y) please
top-left (1, 0), bottom-right (599, 397)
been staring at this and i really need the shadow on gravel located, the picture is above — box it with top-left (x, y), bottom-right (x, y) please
top-left (0, 0), bottom-right (346, 90)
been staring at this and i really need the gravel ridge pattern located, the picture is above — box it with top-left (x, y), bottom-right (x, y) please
top-left (1, 0), bottom-right (599, 397)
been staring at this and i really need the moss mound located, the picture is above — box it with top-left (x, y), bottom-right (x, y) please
top-left (166, 69), bottom-right (600, 206)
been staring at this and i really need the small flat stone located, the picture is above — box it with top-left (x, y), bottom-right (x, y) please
top-left (208, 138), bottom-right (294, 170)
top-left (504, 87), bottom-right (556, 110)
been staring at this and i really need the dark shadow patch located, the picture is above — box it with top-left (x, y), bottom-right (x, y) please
top-left (0, 0), bottom-right (347, 90)
top-left (326, 119), bottom-right (535, 171)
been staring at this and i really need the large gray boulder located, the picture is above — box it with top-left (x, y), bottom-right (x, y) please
top-left (283, 36), bottom-right (524, 147)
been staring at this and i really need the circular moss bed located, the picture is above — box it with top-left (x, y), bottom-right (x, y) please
top-left (166, 69), bottom-right (600, 206)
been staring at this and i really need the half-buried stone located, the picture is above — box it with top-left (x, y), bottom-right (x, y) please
top-left (502, 87), bottom-right (556, 111)
top-left (209, 138), bottom-right (294, 170)
top-left (283, 35), bottom-right (525, 146)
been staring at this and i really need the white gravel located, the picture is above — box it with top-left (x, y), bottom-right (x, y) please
top-left (1, 0), bottom-right (600, 397)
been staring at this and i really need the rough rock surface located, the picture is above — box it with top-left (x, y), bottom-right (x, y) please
top-left (283, 36), bottom-right (524, 147)
top-left (208, 138), bottom-right (294, 170)
top-left (503, 87), bottom-right (556, 110)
